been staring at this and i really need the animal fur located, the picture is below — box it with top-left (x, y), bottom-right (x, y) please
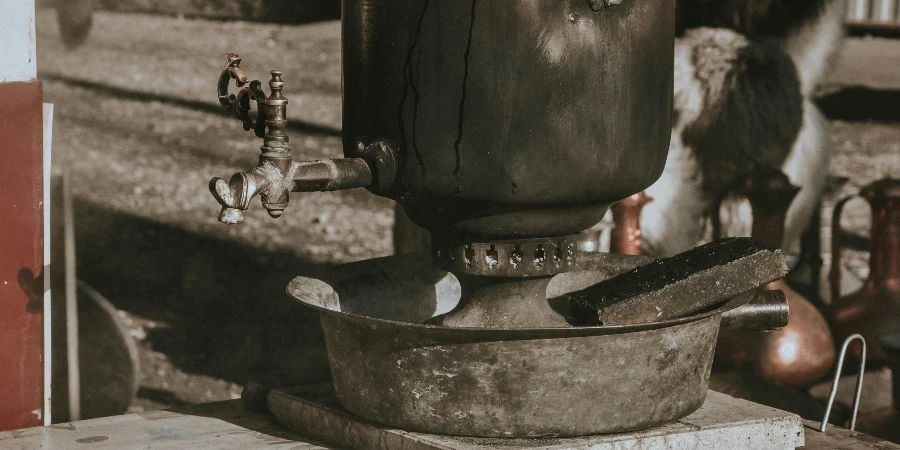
top-left (640, 0), bottom-right (844, 257)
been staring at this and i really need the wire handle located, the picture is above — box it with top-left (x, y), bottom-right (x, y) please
top-left (819, 334), bottom-right (866, 432)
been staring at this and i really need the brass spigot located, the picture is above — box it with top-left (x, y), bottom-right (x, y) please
top-left (210, 54), bottom-right (396, 224)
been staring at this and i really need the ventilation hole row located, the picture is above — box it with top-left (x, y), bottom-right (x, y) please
top-left (448, 242), bottom-right (573, 270)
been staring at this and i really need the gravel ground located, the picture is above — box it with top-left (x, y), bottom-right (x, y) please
top-left (34, 9), bottom-right (900, 415)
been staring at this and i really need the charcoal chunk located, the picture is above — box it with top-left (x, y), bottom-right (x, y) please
top-left (562, 238), bottom-right (788, 326)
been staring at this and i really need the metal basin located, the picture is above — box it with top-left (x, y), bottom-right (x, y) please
top-left (286, 252), bottom-right (745, 437)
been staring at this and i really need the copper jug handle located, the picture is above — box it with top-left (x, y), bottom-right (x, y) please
top-left (829, 194), bottom-right (859, 303)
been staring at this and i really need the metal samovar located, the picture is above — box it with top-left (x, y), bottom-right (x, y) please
top-left (207, 0), bottom-right (792, 440)
top-left (211, 0), bottom-right (674, 329)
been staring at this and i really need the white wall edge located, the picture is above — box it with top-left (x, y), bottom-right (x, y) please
top-left (0, 0), bottom-right (37, 83)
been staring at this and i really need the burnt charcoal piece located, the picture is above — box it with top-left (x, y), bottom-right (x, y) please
top-left (562, 237), bottom-right (788, 326)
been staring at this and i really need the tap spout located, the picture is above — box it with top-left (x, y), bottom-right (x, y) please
top-left (210, 55), bottom-right (396, 225)
top-left (209, 156), bottom-right (292, 224)
top-left (209, 169), bottom-right (269, 224)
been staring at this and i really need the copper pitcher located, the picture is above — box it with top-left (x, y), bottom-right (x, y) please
top-left (610, 192), bottom-right (652, 255)
top-left (828, 179), bottom-right (900, 364)
top-left (716, 168), bottom-right (835, 388)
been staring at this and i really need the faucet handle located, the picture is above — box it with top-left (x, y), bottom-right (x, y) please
top-left (210, 174), bottom-right (247, 224)
top-left (217, 53), bottom-right (268, 138)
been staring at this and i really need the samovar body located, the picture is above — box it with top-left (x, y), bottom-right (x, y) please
top-left (342, 0), bottom-right (674, 240)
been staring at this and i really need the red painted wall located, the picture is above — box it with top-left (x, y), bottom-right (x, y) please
top-left (0, 81), bottom-right (45, 430)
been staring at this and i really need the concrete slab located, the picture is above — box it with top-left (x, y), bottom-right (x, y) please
top-left (3, 393), bottom-right (896, 449)
top-left (0, 400), bottom-right (332, 449)
top-left (268, 384), bottom-right (806, 450)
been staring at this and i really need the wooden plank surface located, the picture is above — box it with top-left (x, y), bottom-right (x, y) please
top-left (0, 80), bottom-right (45, 431)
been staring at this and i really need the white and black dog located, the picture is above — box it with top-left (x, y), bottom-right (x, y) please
top-left (391, 0), bottom-right (847, 257)
top-left (640, 0), bottom-right (846, 256)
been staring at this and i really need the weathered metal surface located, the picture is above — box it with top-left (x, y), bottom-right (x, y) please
top-left (319, 310), bottom-right (718, 437)
top-left (426, 275), bottom-right (570, 328)
top-left (562, 237), bottom-right (788, 326)
top-left (284, 251), bottom-right (774, 437)
top-left (211, 1), bottom-right (674, 245)
top-left (342, 0), bottom-right (674, 241)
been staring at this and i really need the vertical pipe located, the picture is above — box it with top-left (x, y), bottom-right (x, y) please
top-left (42, 104), bottom-right (53, 426)
top-left (873, 0), bottom-right (895, 22)
top-left (62, 168), bottom-right (79, 422)
top-left (853, 0), bottom-right (872, 21)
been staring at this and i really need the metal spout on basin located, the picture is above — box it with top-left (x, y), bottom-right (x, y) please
top-left (720, 289), bottom-right (790, 331)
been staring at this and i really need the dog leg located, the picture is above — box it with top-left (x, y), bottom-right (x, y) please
top-left (781, 100), bottom-right (830, 254)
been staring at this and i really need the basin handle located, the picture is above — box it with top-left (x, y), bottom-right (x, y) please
top-left (719, 289), bottom-right (789, 331)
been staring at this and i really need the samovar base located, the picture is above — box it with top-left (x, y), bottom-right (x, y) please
top-left (425, 275), bottom-right (570, 328)
top-left (429, 235), bottom-right (579, 328)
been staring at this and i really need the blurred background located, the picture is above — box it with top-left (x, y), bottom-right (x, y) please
top-left (34, 0), bottom-right (900, 437)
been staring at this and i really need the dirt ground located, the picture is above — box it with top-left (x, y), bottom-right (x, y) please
top-left (34, 9), bottom-right (900, 416)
